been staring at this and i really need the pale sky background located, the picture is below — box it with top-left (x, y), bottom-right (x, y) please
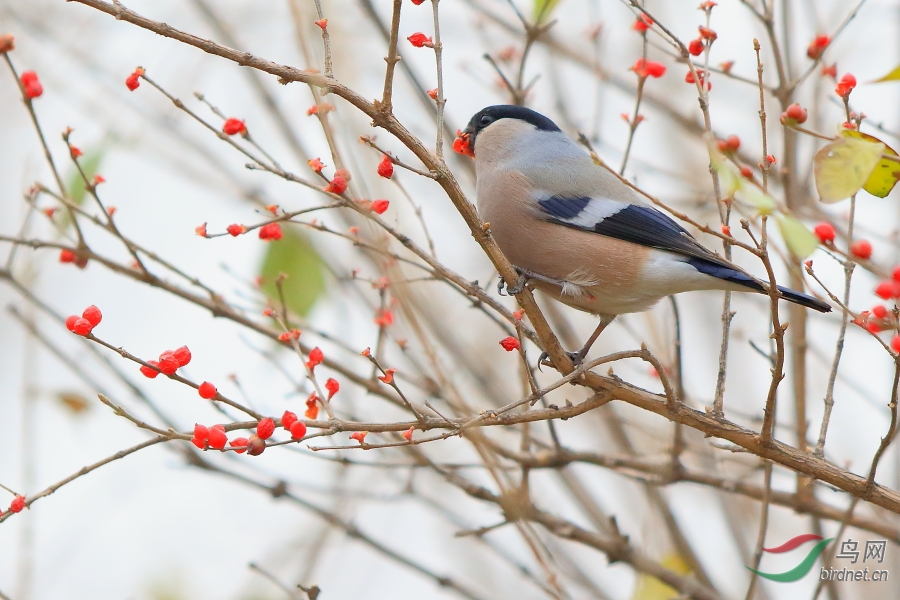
top-left (2, 0), bottom-right (900, 599)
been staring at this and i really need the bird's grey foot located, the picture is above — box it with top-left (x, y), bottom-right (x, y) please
top-left (536, 350), bottom-right (585, 371)
top-left (498, 267), bottom-right (569, 296)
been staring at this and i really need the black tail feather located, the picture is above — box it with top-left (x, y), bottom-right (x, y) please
top-left (687, 258), bottom-right (831, 313)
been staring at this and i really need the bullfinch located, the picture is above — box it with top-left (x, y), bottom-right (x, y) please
top-left (457, 105), bottom-right (830, 361)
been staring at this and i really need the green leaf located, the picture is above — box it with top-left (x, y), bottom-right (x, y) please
top-left (874, 65), bottom-right (900, 83)
top-left (68, 150), bottom-right (104, 207)
top-left (57, 150), bottom-right (104, 233)
top-left (776, 214), bottom-right (819, 259)
top-left (258, 227), bottom-right (325, 317)
top-left (734, 183), bottom-right (778, 215)
top-left (532, 0), bottom-right (559, 22)
top-left (813, 136), bottom-right (884, 203)
top-left (707, 139), bottom-right (742, 198)
top-left (841, 130), bottom-right (900, 198)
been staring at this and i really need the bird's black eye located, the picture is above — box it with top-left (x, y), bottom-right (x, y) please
top-left (480, 115), bottom-right (493, 127)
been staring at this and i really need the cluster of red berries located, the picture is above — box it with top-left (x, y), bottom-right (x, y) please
top-left (140, 345), bottom-right (191, 378)
top-left (717, 135), bottom-right (740, 154)
top-left (853, 308), bottom-right (900, 353)
top-left (688, 25), bottom-right (717, 56)
top-left (65, 305), bottom-right (102, 336)
top-left (258, 222), bottom-right (283, 241)
top-left (874, 268), bottom-right (900, 301)
top-left (684, 69), bottom-right (711, 90)
top-left (20, 71), bottom-right (42, 99)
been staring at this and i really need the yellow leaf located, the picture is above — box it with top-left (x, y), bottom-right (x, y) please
top-left (813, 136), bottom-right (884, 202)
top-left (632, 553), bottom-right (690, 600)
top-left (841, 130), bottom-right (900, 198)
top-left (57, 392), bottom-right (90, 414)
top-left (874, 65), bottom-right (900, 83)
top-left (776, 214), bottom-right (819, 259)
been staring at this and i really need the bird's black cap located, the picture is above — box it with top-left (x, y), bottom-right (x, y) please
top-left (462, 105), bottom-right (561, 147)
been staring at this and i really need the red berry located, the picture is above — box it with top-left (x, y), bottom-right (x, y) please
top-left (257, 417), bottom-right (276, 440)
top-left (140, 361), bottom-right (160, 379)
top-left (0, 34), bottom-right (14, 53)
top-left (314, 19), bottom-right (328, 29)
top-left (813, 222), bottom-right (836, 243)
top-left (867, 321), bottom-right (882, 334)
top-left (59, 248), bottom-right (75, 263)
top-left (125, 67), bottom-right (144, 91)
top-left (499, 336), bottom-right (520, 351)
top-left (247, 434), bottom-right (266, 455)
top-left (324, 174), bottom-right (348, 195)
top-left (850, 239), bottom-right (872, 259)
top-left (282, 410), bottom-right (298, 431)
top-left (377, 155), bottom-right (394, 178)
top-left (378, 368), bottom-right (397, 384)
top-left (81, 305), bottom-right (102, 327)
top-left (10, 495), bottom-right (25, 513)
top-left (371, 199), bottom-right (390, 215)
top-left (739, 166), bottom-right (753, 178)
top-left (65, 315), bottom-right (79, 332)
top-left (325, 378), bottom-right (340, 399)
top-left (350, 431), bottom-right (368, 444)
top-left (892, 335), bottom-right (900, 353)
top-left (872, 305), bottom-right (888, 319)
top-left (698, 26), bottom-right (717, 41)
top-left (72, 318), bottom-right (93, 336)
top-left (835, 73), bottom-right (857, 97)
top-left (411, 0), bottom-right (425, 4)
top-left (208, 425), bottom-right (227, 450)
top-left (157, 351), bottom-right (179, 375)
top-left (407, 32), bottom-right (433, 48)
top-left (258, 222), bottom-right (283, 241)
top-left (807, 35), bottom-right (830, 59)
top-left (892, 266), bottom-right (900, 282)
top-left (453, 133), bottom-right (474, 157)
top-left (632, 59), bottom-right (666, 79)
top-left (289, 420), bottom-right (307, 439)
top-left (402, 427), bottom-right (414, 441)
top-left (222, 118), bottom-right (246, 135)
top-left (632, 14), bottom-right (653, 32)
top-left (821, 64), bottom-right (837, 78)
top-left (306, 347), bottom-right (324, 370)
top-left (198, 381), bottom-right (217, 399)
top-left (226, 224), bottom-right (246, 237)
top-left (688, 38), bottom-right (704, 56)
top-left (229, 437), bottom-right (249, 454)
top-left (20, 71), bottom-right (42, 99)
top-left (781, 103), bottom-right (808, 125)
top-left (194, 423), bottom-right (210, 441)
top-left (874, 281), bottom-right (900, 300)
top-left (172, 345), bottom-right (191, 367)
